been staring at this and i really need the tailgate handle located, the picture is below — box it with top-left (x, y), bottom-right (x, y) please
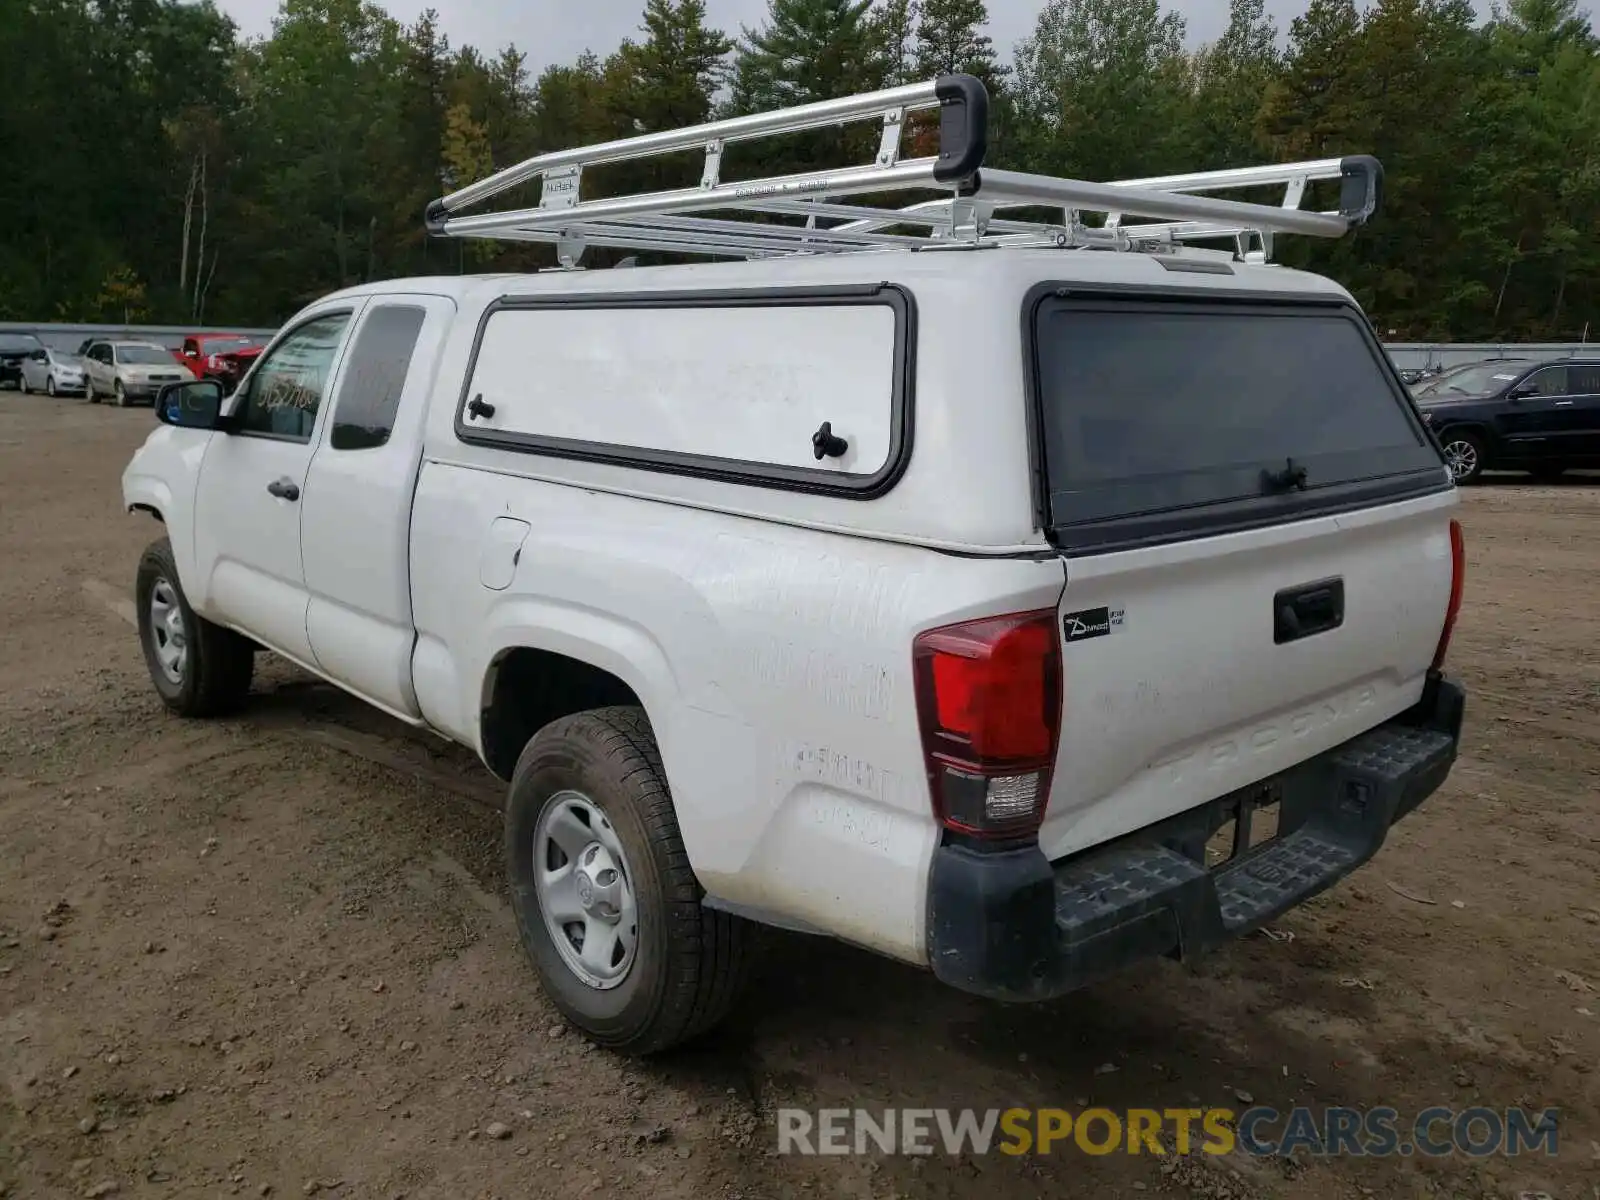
top-left (1274, 578), bottom-right (1344, 644)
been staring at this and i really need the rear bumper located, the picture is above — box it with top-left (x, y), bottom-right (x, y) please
top-left (926, 673), bottom-right (1465, 1002)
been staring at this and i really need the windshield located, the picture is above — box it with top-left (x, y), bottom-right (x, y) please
top-left (1416, 361), bottom-right (1529, 398)
top-left (201, 337), bottom-right (258, 353)
top-left (117, 345), bottom-right (174, 365)
top-left (1031, 297), bottom-right (1444, 549)
top-left (0, 334), bottom-right (43, 353)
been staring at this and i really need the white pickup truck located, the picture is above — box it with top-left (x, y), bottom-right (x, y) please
top-left (121, 77), bottom-right (1466, 1055)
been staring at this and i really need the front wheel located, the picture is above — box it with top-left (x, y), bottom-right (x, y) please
top-left (1439, 430), bottom-right (1486, 484)
top-left (18, 374), bottom-right (29, 394)
top-left (114, 379), bottom-right (129, 407)
top-left (46, 376), bottom-right (57, 397)
top-left (135, 538), bottom-right (255, 717)
top-left (86, 378), bottom-right (98, 403)
top-left (506, 707), bottom-right (750, 1055)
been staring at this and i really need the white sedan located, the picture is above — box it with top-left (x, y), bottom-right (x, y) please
top-left (19, 347), bottom-right (88, 397)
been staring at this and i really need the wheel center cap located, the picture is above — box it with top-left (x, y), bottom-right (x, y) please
top-left (575, 873), bottom-right (595, 908)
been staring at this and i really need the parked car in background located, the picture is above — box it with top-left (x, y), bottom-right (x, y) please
top-left (173, 333), bottom-right (264, 392)
top-left (18, 346), bottom-right (87, 396)
top-left (1408, 360), bottom-right (1486, 398)
top-left (1398, 363), bottom-right (1446, 386)
top-left (82, 340), bottom-right (193, 406)
top-left (1412, 356), bottom-right (1600, 481)
top-left (0, 332), bottom-right (47, 389)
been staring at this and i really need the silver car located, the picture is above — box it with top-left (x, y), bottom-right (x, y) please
top-left (82, 340), bottom-right (193, 406)
top-left (18, 347), bottom-right (88, 396)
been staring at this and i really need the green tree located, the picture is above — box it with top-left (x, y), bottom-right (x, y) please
top-left (727, 0), bottom-right (883, 173)
top-left (608, 0), bottom-right (732, 129)
top-left (1013, 0), bottom-right (1190, 179)
top-left (914, 0), bottom-right (1004, 89)
top-left (94, 265), bottom-right (150, 324)
top-left (729, 0), bottom-right (880, 111)
top-left (1255, 0), bottom-right (1363, 159)
top-left (868, 0), bottom-right (919, 86)
top-left (1187, 0), bottom-right (1279, 167)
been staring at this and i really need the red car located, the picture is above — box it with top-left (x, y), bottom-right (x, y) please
top-left (172, 334), bottom-right (265, 391)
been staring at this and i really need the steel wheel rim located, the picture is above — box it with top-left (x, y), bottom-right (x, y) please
top-left (148, 577), bottom-right (188, 684)
top-left (1442, 439), bottom-right (1477, 481)
top-left (533, 790), bottom-right (638, 990)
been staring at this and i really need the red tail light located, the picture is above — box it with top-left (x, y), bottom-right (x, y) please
top-left (1432, 519), bottom-right (1465, 670)
top-left (912, 609), bottom-right (1063, 839)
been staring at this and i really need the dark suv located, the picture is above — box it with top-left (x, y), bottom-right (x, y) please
top-left (0, 332), bottom-right (46, 389)
top-left (1412, 356), bottom-right (1600, 482)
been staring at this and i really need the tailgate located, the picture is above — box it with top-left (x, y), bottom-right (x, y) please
top-left (1024, 285), bottom-right (1456, 862)
top-left (1037, 493), bottom-right (1455, 859)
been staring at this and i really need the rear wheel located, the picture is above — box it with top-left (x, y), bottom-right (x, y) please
top-left (1439, 429), bottom-right (1486, 484)
top-left (506, 707), bottom-right (750, 1055)
top-left (135, 538), bottom-right (255, 717)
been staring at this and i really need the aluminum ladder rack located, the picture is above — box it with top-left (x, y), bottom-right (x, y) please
top-left (425, 74), bottom-right (1383, 267)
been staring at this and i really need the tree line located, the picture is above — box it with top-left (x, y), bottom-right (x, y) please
top-left (1, 0), bottom-right (1595, 340)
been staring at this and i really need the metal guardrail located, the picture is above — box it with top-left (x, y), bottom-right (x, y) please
top-left (1385, 342), bottom-right (1593, 370)
top-left (0, 321), bottom-right (280, 355)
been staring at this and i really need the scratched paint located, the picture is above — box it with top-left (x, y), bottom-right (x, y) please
top-left (786, 740), bottom-right (916, 806)
top-left (747, 636), bottom-right (895, 720)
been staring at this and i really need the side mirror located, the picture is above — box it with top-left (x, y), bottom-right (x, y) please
top-left (1507, 383), bottom-right (1539, 401)
top-left (156, 379), bottom-right (225, 429)
top-left (32, 350), bottom-right (47, 361)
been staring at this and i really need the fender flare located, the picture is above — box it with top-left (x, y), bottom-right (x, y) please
top-left (475, 596), bottom-right (687, 754)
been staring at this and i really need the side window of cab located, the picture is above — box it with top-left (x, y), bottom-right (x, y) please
top-left (233, 312), bottom-right (353, 442)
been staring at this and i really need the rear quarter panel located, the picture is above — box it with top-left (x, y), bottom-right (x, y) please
top-left (408, 462), bottom-right (1066, 963)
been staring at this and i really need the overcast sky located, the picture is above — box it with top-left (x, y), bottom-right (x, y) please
top-left (214, 0), bottom-right (1320, 73)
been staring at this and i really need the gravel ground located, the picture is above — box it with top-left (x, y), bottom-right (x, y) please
top-left (1, 392), bottom-right (1597, 1200)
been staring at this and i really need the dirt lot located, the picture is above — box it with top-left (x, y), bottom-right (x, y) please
top-left (1, 393), bottom-right (1597, 1200)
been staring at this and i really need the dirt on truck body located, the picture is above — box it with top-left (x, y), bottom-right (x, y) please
top-left (1, 395), bottom-right (1597, 1199)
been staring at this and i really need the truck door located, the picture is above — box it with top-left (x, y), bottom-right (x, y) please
top-left (190, 305), bottom-right (363, 665)
top-left (301, 295), bottom-right (455, 720)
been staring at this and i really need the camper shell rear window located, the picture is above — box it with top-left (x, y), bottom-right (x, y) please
top-left (1025, 288), bottom-right (1449, 553)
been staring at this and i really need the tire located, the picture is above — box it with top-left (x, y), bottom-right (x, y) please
top-left (114, 378), bottom-right (129, 407)
top-left (86, 378), bottom-right (98, 403)
top-left (46, 376), bottom-right (57, 397)
top-left (506, 707), bottom-right (750, 1055)
top-left (135, 537), bottom-right (255, 717)
top-left (1438, 429), bottom-right (1486, 484)
top-left (18, 374), bottom-right (29, 394)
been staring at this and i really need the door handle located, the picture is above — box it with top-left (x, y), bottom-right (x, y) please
top-left (266, 478), bottom-right (300, 502)
top-left (1273, 577), bottom-right (1345, 644)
